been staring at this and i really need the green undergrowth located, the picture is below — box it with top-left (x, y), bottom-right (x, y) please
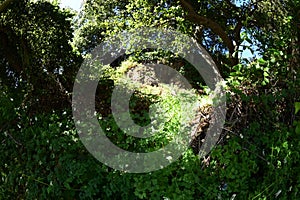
top-left (1, 58), bottom-right (299, 199)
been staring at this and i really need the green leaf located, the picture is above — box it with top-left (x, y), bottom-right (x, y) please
top-left (296, 124), bottom-right (300, 134)
top-left (295, 102), bottom-right (300, 114)
top-left (258, 58), bottom-right (266, 64)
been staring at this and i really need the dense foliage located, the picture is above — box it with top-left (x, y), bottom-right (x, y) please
top-left (1, 0), bottom-right (299, 199)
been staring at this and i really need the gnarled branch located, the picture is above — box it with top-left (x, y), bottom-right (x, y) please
top-left (179, 0), bottom-right (235, 55)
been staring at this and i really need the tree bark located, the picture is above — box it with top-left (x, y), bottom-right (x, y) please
top-left (179, 0), bottom-right (235, 56)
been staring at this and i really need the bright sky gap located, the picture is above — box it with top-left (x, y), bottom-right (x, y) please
top-left (60, 0), bottom-right (83, 11)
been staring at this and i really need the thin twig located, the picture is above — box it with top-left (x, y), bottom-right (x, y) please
top-left (242, 147), bottom-right (271, 165)
top-left (222, 127), bottom-right (273, 166)
top-left (1, 122), bottom-right (23, 146)
top-left (6, 131), bottom-right (23, 146)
